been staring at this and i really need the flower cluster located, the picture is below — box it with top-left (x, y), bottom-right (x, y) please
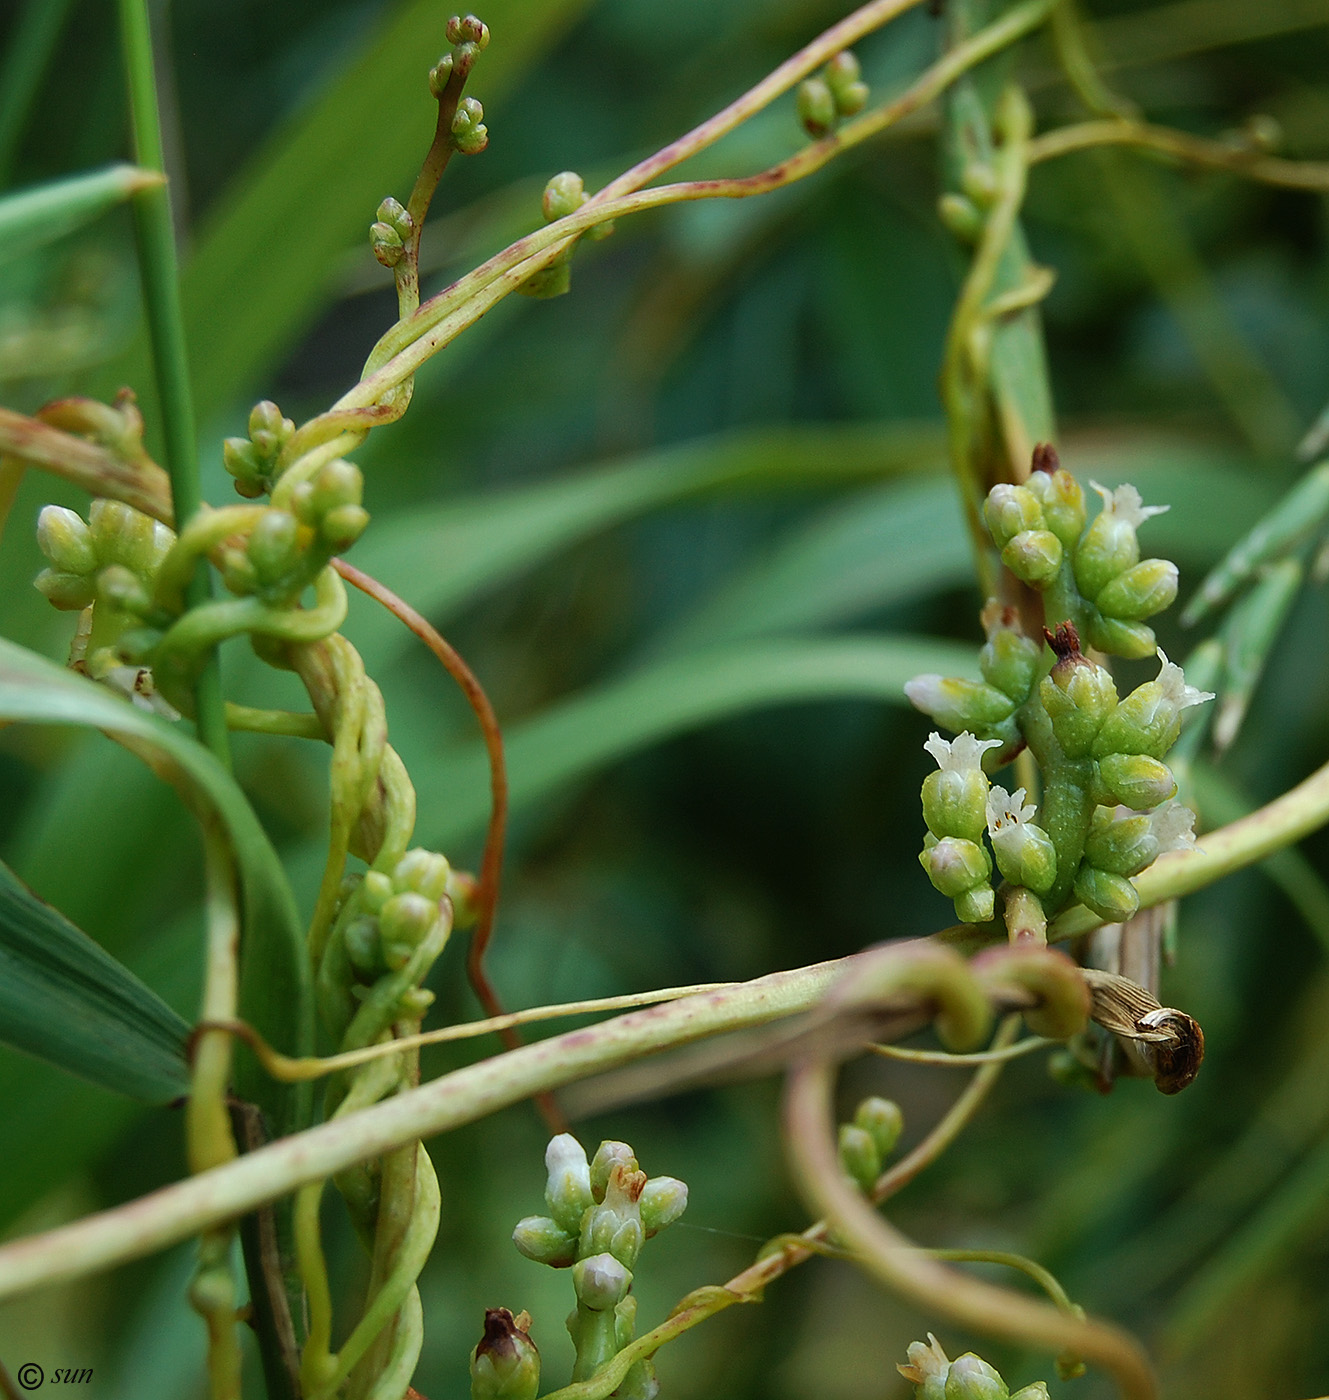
top-left (900, 1334), bottom-right (1049, 1400)
top-left (512, 1133), bottom-right (688, 1398)
top-left (838, 1094), bottom-right (904, 1192)
top-left (797, 49), bottom-right (869, 138)
top-left (908, 454), bottom-right (1211, 927)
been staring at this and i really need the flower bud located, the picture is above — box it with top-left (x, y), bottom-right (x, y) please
top-left (919, 835), bottom-right (991, 901)
top-left (825, 51), bottom-right (868, 116)
top-left (37, 505), bottom-right (97, 575)
top-left (471, 1308), bottom-right (540, 1400)
top-left (1084, 809), bottom-right (1157, 878)
top-left (1093, 753), bottom-right (1176, 809)
top-left (97, 563), bottom-right (152, 614)
top-left (543, 171), bottom-right (587, 223)
top-left (978, 616), bottom-right (1039, 702)
top-left (1095, 558), bottom-right (1178, 621)
top-left (394, 848), bottom-right (452, 901)
top-left (1084, 614), bottom-right (1157, 660)
top-left (361, 869), bottom-right (394, 912)
top-left (1024, 452), bottom-right (1086, 548)
top-left (1001, 528), bottom-right (1062, 586)
top-left (1039, 649), bottom-right (1118, 759)
top-left (854, 1096), bottom-right (903, 1160)
top-left (1092, 650), bottom-right (1213, 760)
top-left (428, 53), bottom-right (454, 97)
top-left (580, 1163), bottom-right (646, 1268)
top-left (452, 97), bottom-right (489, 154)
top-left (921, 730), bottom-right (997, 842)
top-left (310, 458), bottom-right (363, 516)
top-left (446, 13), bottom-right (490, 47)
top-left (983, 484), bottom-right (1043, 551)
top-left (371, 220), bottom-right (405, 267)
top-left (938, 192), bottom-right (984, 242)
top-left (589, 1140), bottom-right (638, 1201)
top-left (513, 1214), bottom-right (578, 1267)
top-left (247, 509), bottom-right (301, 585)
top-left (905, 675), bottom-right (1016, 732)
top-left (573, 1253), bottom-right (632, 1311)
top-left (1074, 481), bottom-right (1167, 600)
top-left (343, 915), bottom-right (382, 976)
top-left (378, 890), bottom-right (438, 948)
top-left (223, 437), bottom-right (267, 496)
top-left (90, 499), bottom-right (169, 576)
top-left (34, 568), bottom-right (96, 611)
top-left (838, 1123), bottom-right (881, 1191)
top-left (376, 196), bottom-right (413, 242)
top-left (945, 1354), bottom-right (1009, 1400)
top-left (639, 1176), bottom-right (687, 1236)
top-left (1010, 1386), bottom-right (1051, 1400)
top-left (899, 1334), bottom-right (950, 1400)
top-left (320, 503), bottom-right (371, 549)
top-left (545, 1134), bottom-right (594, 1234)
top-left (797, 77), bottom-right (836, 137)
top-left (1072, 865), bottom-right (1139, 922)
top-left (961, 161), bottom-right (998, 206)
top-left (985, 786), bottom-right (1057, 895)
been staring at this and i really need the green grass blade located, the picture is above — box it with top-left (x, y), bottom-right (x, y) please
top-left (0, 858), bottom-right (189, 1103)
top-left (415, 635), bottom-right (979, 846)
top-left (0, 164), bottom-right (163, 265)
top-left (0, 638), bottom-right (311, 1136)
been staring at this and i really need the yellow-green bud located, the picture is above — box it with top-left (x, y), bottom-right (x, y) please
top-left (1010, 1386), bottom-right (1051, 1400)
top-left (361, 870), bottom-right (394, 912)
top-left (825, 51), bottom-right (868, 116)
top-left (543, 171), bottom-right (587, 223)
top-left (513, 1213), bottom-right (578, 1267)
top-left (545, 1133), bottom-right (594, 1234)
top-left (320, 503), bottom-right (370, 549)
top-left (375, 196), bottom-right (413, 243)
top-left (920, 732), bottom-right (1000, 842)
top-left (1074, 482), bottom-right (1167, 600)
top-left (1085, 613), bottom-right (1157, 660)
top-left (343, 915), bottom-right (381, 975)
top-left (1039, 638), bottom-right (1118, 759)
top-left (905, 675), bottom-right (1016, 732)
top-left (979, 615), bottom-right (1039, 702)
top-left (393, 848), bottom-right (452, 901)
top-left (580, 1163), bottom-right (645, 1267)
top-left (428, 53), bottom-right (454, 98)
top-left (920, 836), bottom-right (991, 901)
top-left (37, 505), bottom-right (97, 574)
top-left (371, 221), bottom-right (405, 268)
top-left (573, 1253), bottom-right (631, 1311)
top-left (938, 192), bottom-right (984, 242)
top-left (797, 76), bottom-right (836, 137)
top-left (378, 890), bottom-right (438, 948)
top-left (446, 13), bottom-right (490, 48)
top-left (471, 1309), bottom-right (540, 1400)
top-left (954, 884), bottom-right (995, 923)
top-left (900, 1334), bottom-right (951, 1400)
top-left (223, 437), bottom-right (267, 496)
top-left (247, 509), bottom-right (301, 585)
top-left (1001, 528), bottom-right (1062, 585)
top-left (452, 97), bottom-right (489, 154)
top-left (838, 1123), bottom-right (882, 1191)
top-left (854, 1096), bottom-right (903, 1160)
top-left (1092, 651), bottom-right (1213, 760)
top-left (1024, 448), bottom-right (1086, 547)
top-left (34, 568), bottom-right (96, 610)
top-left (1084, 809), bottom-right (1157, 878)
top-left (1073, 866), bottom-right (1139, 922)
top-left (97, 563), bottom-right (151, 614)
top-left (1096, 558), bottom-right (1178, 621)
top-left (310, 459), bottom-right (363, 517)
top-left (1094, 753), bottom-right (1176, 809)
top-left (89, 500), bottom-right (170, 577)
top-left (983, 483), bottom-right (1043, 551)
top-left (945, 1354), bottom-right (1009, 1400)
top-left (589, 1140), bottom-right (638, 1201)
top-left (639, 1176), bottom-right (687, 1236)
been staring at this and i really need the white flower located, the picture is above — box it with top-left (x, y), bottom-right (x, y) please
top-left (986, 784), bottom-right (1036, 838)
top-left (1089, 480), bottom-right (1170, 529)
top-left (1154, 649), bottom-right (1215, 710)
top-left (1151, 802), bottom-right (1197, 853)
top-left (923, 730), bottom-right (1002, 772)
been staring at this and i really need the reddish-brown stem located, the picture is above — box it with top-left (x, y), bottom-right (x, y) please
top-left (331, 557), bottom-right (566, 1134)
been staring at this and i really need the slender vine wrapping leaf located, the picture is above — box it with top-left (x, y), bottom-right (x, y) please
top-left (0, 857), bottom-right (189, 1103)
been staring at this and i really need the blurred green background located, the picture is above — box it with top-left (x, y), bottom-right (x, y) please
top-left (2, 0), bottom-right (1329, 1396)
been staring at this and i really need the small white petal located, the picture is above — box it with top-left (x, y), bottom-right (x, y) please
top-left (1154, 649), bottom-right (1216, 710)
top-left (924, 730), bottom-right (1002, 772)
top-left (1090, 480), bottom-right (1170, 529)
top-left (986, 784), bottom-right (1035, 834)
top-left (1151, 803), bottom-right (1197, 852)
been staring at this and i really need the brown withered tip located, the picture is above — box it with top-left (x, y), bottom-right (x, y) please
top-left (477, 1308), bottom-right (537, 1362)
top-left (1031, 442), bottom-right (1060, 474)
top-left (1043, 620), bottom-right (1082, 663)
top-left (1139, 1008), bottom-right (1205, 1095)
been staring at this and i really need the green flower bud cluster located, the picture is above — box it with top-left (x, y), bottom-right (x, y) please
top-left (369, 196), bottom-right (414, 269)
top-left (513, 1133), bottom-right (687, 1393)
top-left (319, 848), bottom-right (454, 1042)
top-left (918, 731), bottom-right (1001, 923)
top-left (838, 1095), bottom-right (904, 1191)
top-left (222, 399), bottom-right (295, 498)
top-left (220, 456), bottom-right (369, 602)
top-left (1075, 800), bottom-right (1195, 923)
top-left (520, 169), bottom-right (614, 301)
top-left (470, 1308), bottom-right (540, 1400)
top-left (899, 1334), bottom-right (1050, 1400)
top-left (797, 50), bottom-right (869, 138)
top-left (452, 96), bottom-right (489, 154)
top-left (445, 12), bottom-right (490, 79)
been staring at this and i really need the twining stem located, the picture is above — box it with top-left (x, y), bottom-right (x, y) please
top-left (116, 0), bottom-right (229, 766)
top-left (5, 746), bottom-right (1329, 1303)
top-left (783, 1054), bottom-right (1157, 1399)
top-left (330, 558), bottom-right (565, 1136)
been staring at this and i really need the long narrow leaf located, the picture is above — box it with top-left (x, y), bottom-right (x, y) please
top-left (0, 639), bottom-right (311, 1135)
top-left (0, 859), bottom-right (189, 1103)
top-left (0, 164), bottom-right (161, 264)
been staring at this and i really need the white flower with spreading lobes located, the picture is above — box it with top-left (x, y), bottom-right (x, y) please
top-left (1090, 480), bottom-right (1170, 529)
top-left (920, 731), bottom-right (1001, 843)
top-left (1155, 649), bottom-right (1216, 712)
top-left (985, 785), bottom-right (1058, 895)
